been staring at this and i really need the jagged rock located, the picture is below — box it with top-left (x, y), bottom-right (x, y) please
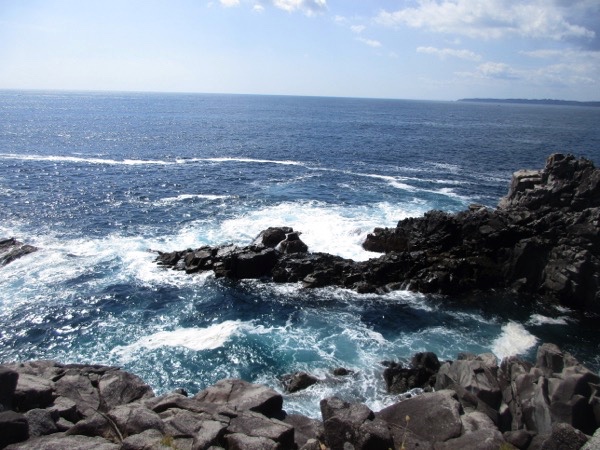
top-left (97, 370), bottom-right (154, 412)
top-left (224, 433), bottom-right (279, 450)
top-left (0, 238), bottom-right (37, 266)
top-left (433, 428), bottom-right (509, 450)
top-left (160, 407), bottom-right (228, 446)
top-left (0, 366), bottom-right (19, 411)
top-left (582, 428), bottom-right (600, 450)
top-left (320, 397), bottom-right (393, 450)
top-left (281, 372), bottom-right (318, 393)
top-left (277, 232), bottom-right (308, 254)
top-left (23, 408), bottom-right (58, 438)
top-left (106, 403), bottom-right (165, 438)
top-left (282, 414), bottom-right (323, 448)
top-left (54, 373), bottom-right (100, 419)
top-left (119, 428), bottom-right (167, 450)
top-left (435, 357), bottom-right (502, 410)
top-left (527, 422), bottom-right (588, 450)
top-left (383, 352), bottom-right (440, 394)
top-left (503, 430), bottom-right (534, 449)
top-left (228, 410), bottom-right (294, 448)
top-left (253, 227), bottom-right (294, 248)
top-left (377, 390), bottom-right (462, 444)
top-left (193, 379), bottom-right (283, 418)
top-left (0, 411), bottom-right (29, 448)
top-left (4, 434), bottom-right (119, 450)
top-left (12, 373), bottom-right (55, 412)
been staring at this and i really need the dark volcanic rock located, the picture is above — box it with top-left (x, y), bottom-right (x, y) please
top-left (281, 371), bottom-right (319, 393)
top-left (154, 154), bottom-right (600, 311)
top-left (0, 238), bottom-right (37, 267)
top-left (382, 352), bottom-right (440, 394)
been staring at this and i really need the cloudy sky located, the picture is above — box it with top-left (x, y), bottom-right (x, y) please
top-left (0, 0), bottom-right (598, 100)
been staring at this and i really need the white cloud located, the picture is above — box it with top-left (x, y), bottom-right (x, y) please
top-left (417, 46), bottom-right (482, 61)
top-left (351, 25), bottom-right (366, 34)
top-left (218, 0), bottom-right (326, 15)
top-left (357, 37), bottom-right (382, 48)
top-left (272, 0), bottom-right (327, 15)
top-left (219, 0), bottom-right (241, 7)
top-left (376, 0), bottom-right (596, 41)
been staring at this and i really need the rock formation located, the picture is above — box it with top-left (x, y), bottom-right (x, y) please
top-left (0, 238), bottom-right (37, 267)
top-left (156, 154), bottom-right (600, 312)
top-left (1, 343), bottom-right (598, 449)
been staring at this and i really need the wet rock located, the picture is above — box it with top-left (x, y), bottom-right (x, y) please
top-left (277, 232), bottom-right (309, 254)
top-left (0, 238), bottom-right (37, 266)
top-left (281, 372), bottom-right (318, 393)
top-left (253, 227), bottom-right (294, 248)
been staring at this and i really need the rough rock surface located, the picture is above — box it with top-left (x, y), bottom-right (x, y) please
top-left (0, 238), bottom-right (37, 267)
top-left (155, 154), bottom-right (600, 312)
top-left (2, 342), bottom-right (597, 449)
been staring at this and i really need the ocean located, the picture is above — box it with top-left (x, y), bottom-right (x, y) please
top-left (1, 90), bottom-right (599, 417)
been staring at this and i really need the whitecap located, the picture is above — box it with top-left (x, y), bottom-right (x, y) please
top-left (154, 193), bottom-right (231, 206)
top-left (527, 314), bottom-right (568, 326)
top-left (491, 322), bottom-right (538, 360)
top-left (111, 320), bottom-right (244, 359)
top-left (0, 153), bottom-right (175, 166)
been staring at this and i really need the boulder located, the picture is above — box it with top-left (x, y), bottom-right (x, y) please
top-left (97, 370), bottom-right (154, 411)
top-left (4, 434), bottom-right (120, 450)
top-left (23, 409), bottom-right (58, 438)
top-left (253, 227), bottom-right (293, 248)
top-left (433, 428), bottom-right (508, 450)
top-left (12, 373), bottom-right (55, 412)
top-left (0, 238), bottom-right (37, 266)
top-left (527, 422), bottom-right (588, 450)
top-left (0, 366), bottom-right (19, 411)
top-left (280, 372), bottom-right (318, 393)
top-left (282, 414), bottom-right (323, 448)
top-left (581, 428), bottom-right (600, 450)
top-left (193, 379), bottom-right (283, 418)
top-left (377, 390), bottom-right (462, 444)
top-left (227, 411), bottom-right (294, 448)
top-left (320, 397), bottom-right (392, 450)
top-left (224, 433), bottom-right (279, 450)
top-left (0, 411), bottom-right (29, 448)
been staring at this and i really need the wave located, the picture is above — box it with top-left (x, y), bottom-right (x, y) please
top-left (111, 320), bottom-right (244, 359)
top-left (491, 322), bottom-right (538, 360)
top-left (154, 193), bottom-right (232, 206)
top-left (0, 153), bottom-right (176, 166)
top-left (526, 314), bottom-right (568, 326)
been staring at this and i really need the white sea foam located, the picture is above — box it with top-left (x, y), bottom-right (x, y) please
top-left (0, 153), bottom-right (176, 166)
top-left (111, 320), bottom-right (244, 359)
top-left (492, 322), bottom-right (538, 360)
top-left (527, 314), bottom-right (568, 326)
top-left (193, 157), bottom-right (304, 166)
top-left (215, 201), bottom-right (426, 261)
top-left (154, 193), bottom-right (231, 206)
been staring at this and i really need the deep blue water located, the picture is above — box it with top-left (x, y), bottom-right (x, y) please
top-left (1, 90), bottom-right (599, 416)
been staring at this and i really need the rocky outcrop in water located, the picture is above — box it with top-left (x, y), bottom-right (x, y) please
top-left (0, 238), bottom-right (37, 267)
top-left (2, 343), bottom-right (598, 449)
top-left (156, 153), bottom-right (600, 312)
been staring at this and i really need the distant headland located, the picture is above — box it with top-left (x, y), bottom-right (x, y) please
top-left (458, 98), bottom-right (600, 107)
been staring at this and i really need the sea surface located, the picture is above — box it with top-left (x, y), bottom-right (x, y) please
top-left (1, 90), bottom-right (599, 417)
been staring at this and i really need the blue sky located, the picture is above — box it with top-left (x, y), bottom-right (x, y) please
top-left (0, 0), bottom-right (598, 100)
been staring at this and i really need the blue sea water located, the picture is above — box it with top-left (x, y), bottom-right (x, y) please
top-left (1, 90), bottom-right (599, 417)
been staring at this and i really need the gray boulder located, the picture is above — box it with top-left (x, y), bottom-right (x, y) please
top-left (0, 366), bottom-right (19, 411)
top-left (193, 379), bottom-right (283, 418)
top-left (23, 408), bottom-right (58, 438)
top-left (377, 390), bottom-right (462, 444)
top-left (224, 433), bottom-right (280, 450)
top-left (0, 411), bottom-right (29, 448)
top-left (4, 434), bottom-right (119, 450)
top-left (281, 372), bottom-right (318, 393)
top-left (228, 410), bottom-right (294, 448)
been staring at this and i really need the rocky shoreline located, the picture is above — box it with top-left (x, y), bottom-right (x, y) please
top-left (1, 343), bottom-right (599, 449)
top-left (155, 153), bottom-right (600, 313)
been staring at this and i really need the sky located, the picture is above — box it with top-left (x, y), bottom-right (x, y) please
top-left (0, 0), bottom-right (599, 101)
